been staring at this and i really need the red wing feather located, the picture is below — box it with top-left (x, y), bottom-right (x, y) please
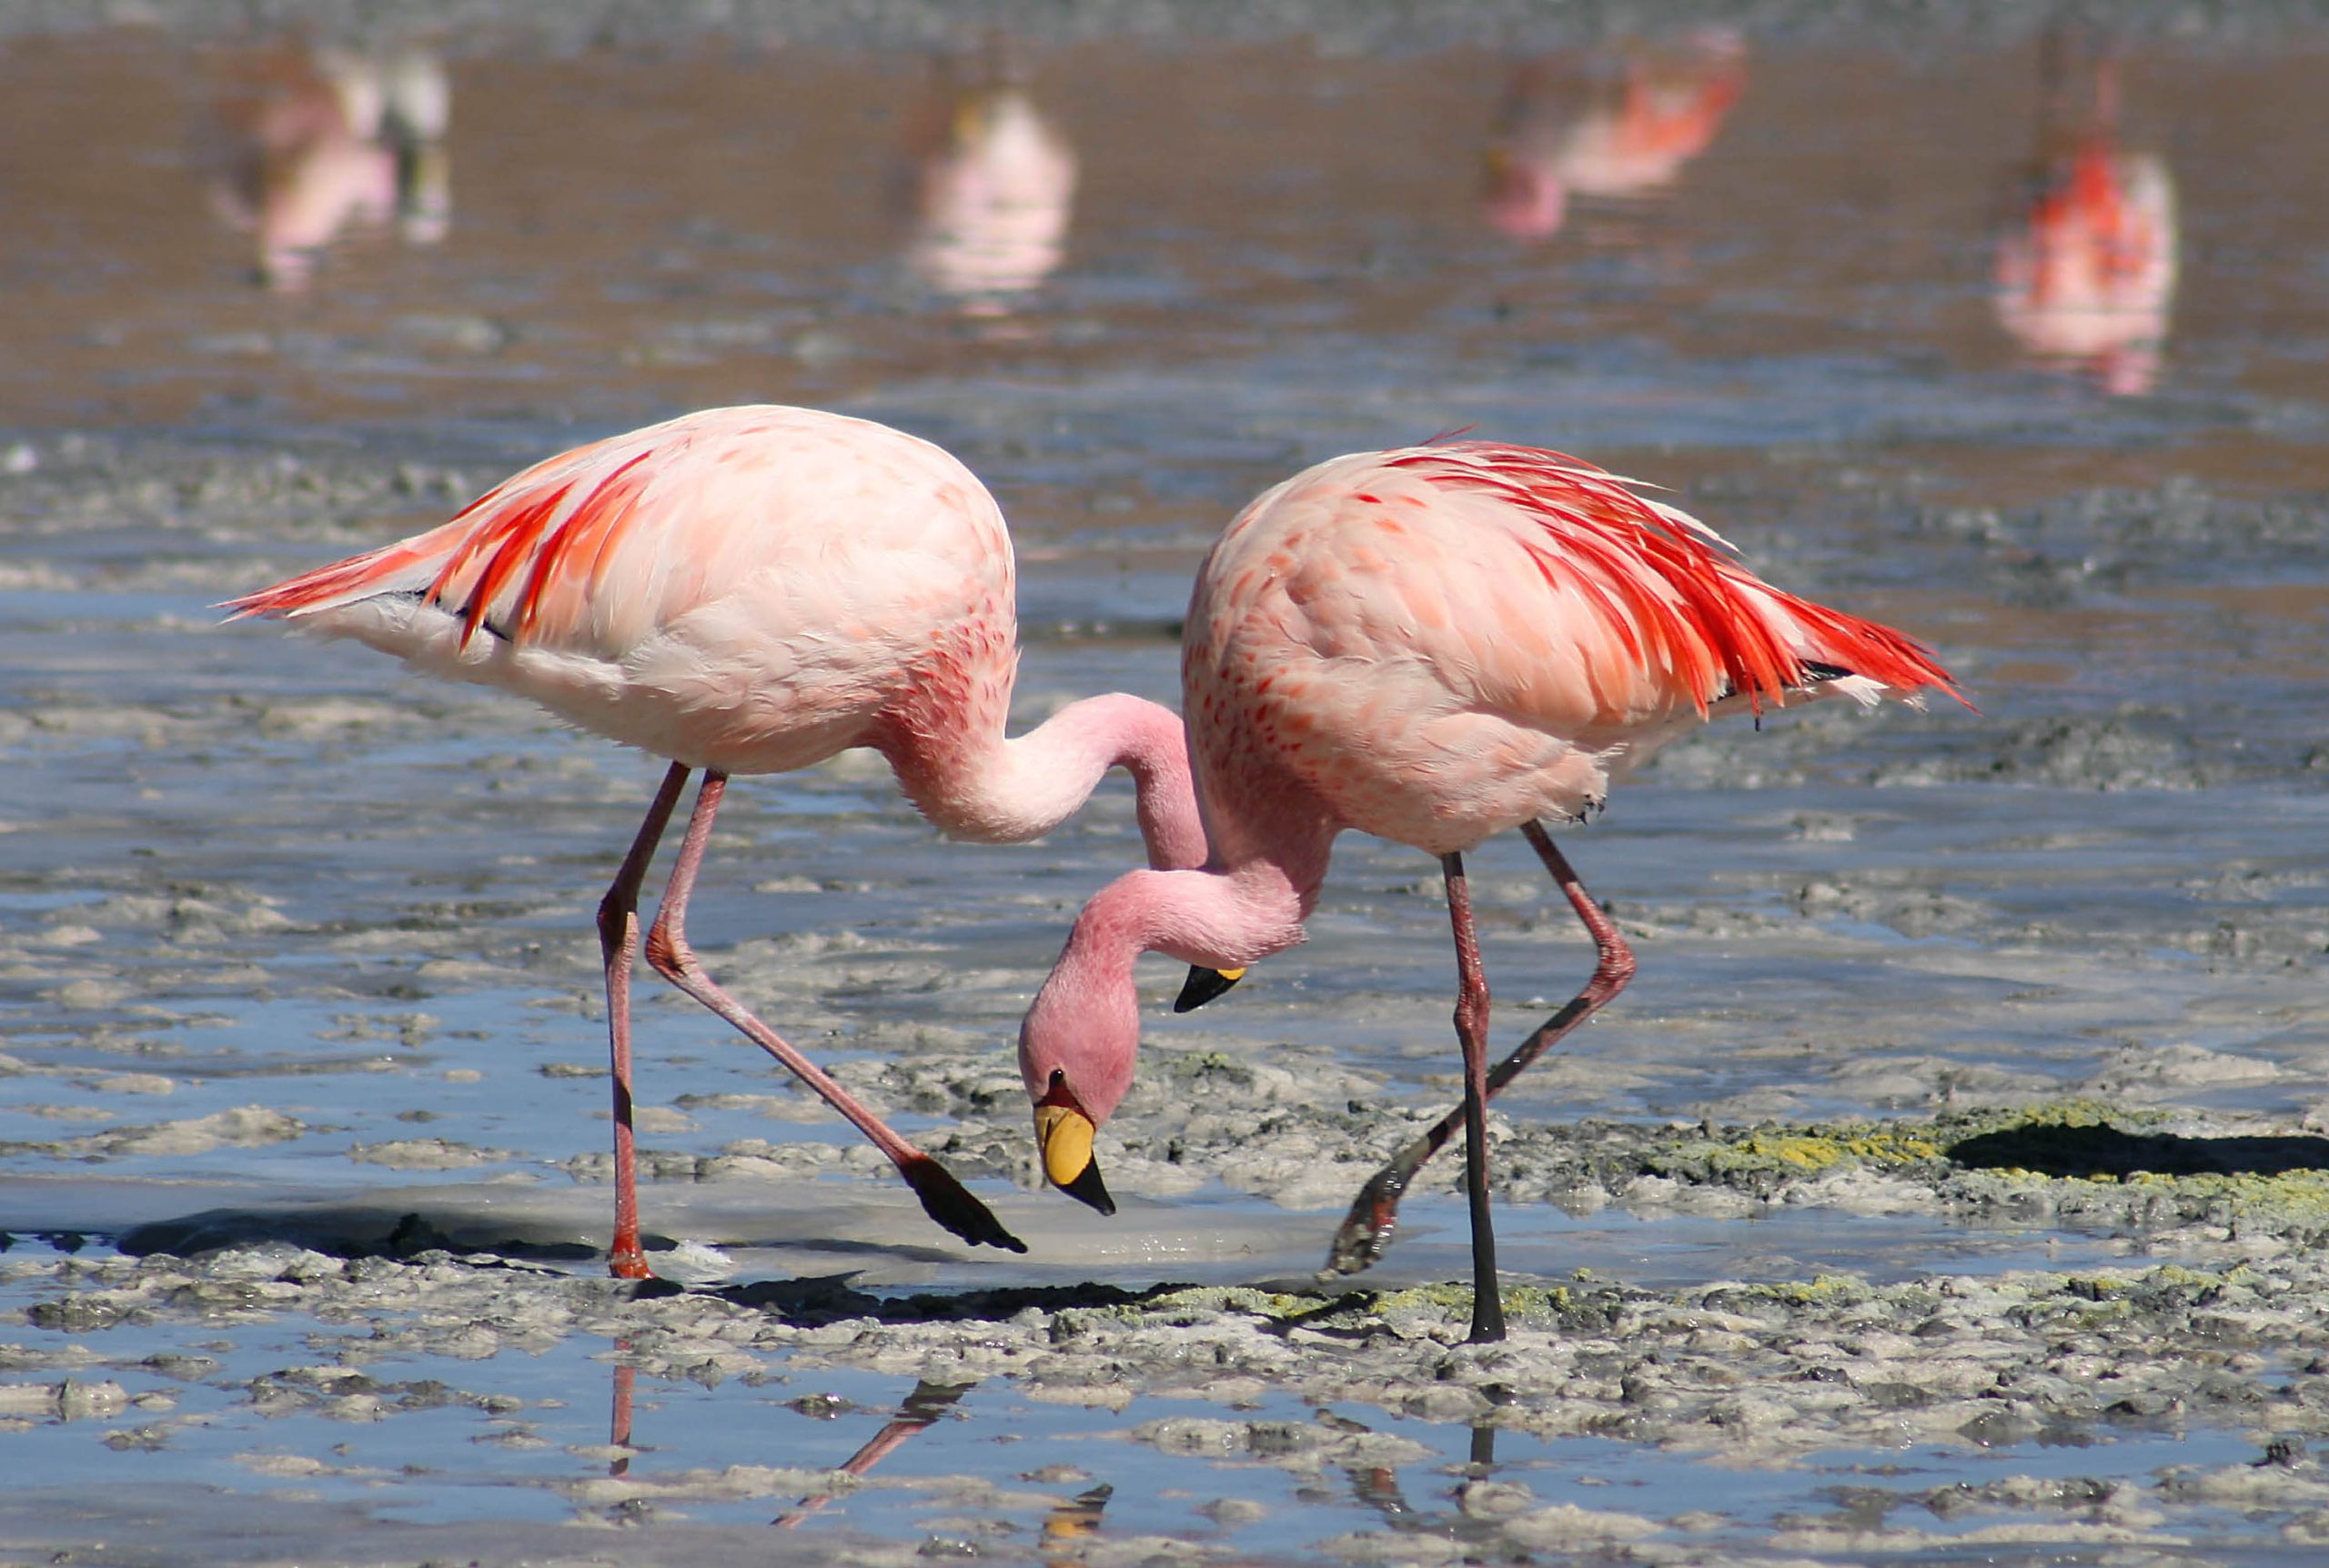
top-left (218, 536), bottom-right (448, 620)
top-left (514, 449), bottom-right (657, 639)
top-left (224, 439), bottom-right (667, 651)
top-left (1396, 442), bottom-right (1961, 713)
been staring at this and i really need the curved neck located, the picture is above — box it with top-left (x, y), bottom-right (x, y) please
top-left (881, 692), bottom-right (1205, 870)
top-left (1086, 854), bottom-right (1324, 973)
top-left (1016, 830), bottom-right (1332, 1123)
top-left (1070, 758), bottom-right (1343, 971)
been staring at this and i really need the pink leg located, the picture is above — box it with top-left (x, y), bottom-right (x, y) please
top-left (1443, 850), bottom-right (1506, 1344)
top-left (642, 771), bottom-right (1026, 1253)
top-left (596, 762), bottom-right (691, 1280)
top-left (1326, 820), bottom-right (1636, 1278)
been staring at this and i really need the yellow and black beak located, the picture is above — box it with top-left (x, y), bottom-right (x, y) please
top-left (1173, 965), bottom-right (1245, 1013)
top-left (1033, 1096), bottom-right (1114, 1216)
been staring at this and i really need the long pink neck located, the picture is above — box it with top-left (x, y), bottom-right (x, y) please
top-left (879, 691), bottom-right (1207, 872)
top-left (1063, 766), bottom-right (1343, 975)
top-left (1016, 805), bottom-right (1335, 1120)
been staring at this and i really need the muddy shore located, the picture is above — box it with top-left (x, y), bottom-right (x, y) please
top-left (14, 1102), bottom-right (2329, 1564)
top-left (3, 6), bottom-right (2328, 1562)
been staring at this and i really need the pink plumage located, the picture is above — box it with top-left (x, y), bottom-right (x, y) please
top-left (230, 407), bottom-right (1021, 784)
top-left (228, 404), bottom-right (1206, 1271)
top-left (1021, 439), bottom-right (1963, 1342)
top-left (1184, 442), bottom-right (1958, 859)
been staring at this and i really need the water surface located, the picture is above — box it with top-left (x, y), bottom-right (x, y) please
top-left (2, 12), bottom-right (2327, 1563)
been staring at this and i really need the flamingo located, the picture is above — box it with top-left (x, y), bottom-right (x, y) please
top-left (1481, 33), bottom-right (1747, 242)
top-left (224, 405), bottom-right (1217, 1275)
top-left (906, 77), bottom-right (1078, 310)
top-left (207, 44), bottom-right (451, 292)
top-left (208, 45), bottom-right (398, 291)
top-left (1017, 441), bottom-right (1962, 1342)
top-left (1994, 48), bottom-right (2177, 396)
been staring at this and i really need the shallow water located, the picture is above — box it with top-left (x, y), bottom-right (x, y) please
top-left (3, 7), bottom-right (2328, 1563)
top-left (0, 1272), bottom-right (2274, 1560)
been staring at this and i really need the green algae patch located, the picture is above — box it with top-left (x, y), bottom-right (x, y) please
top-left (1729, 1129), bottom-right (1945, 1171)
top-left (1956, 1101), bottom-right (2174, 1136)
top-left (1363, 1281), bottom-right (1569, 1318)
top-left (1704, 1274), bottom-right (1877, 1314)
top-left (1634, 1120), bottom-right (1952, 1192)
top-left (1498, 1101), bottom-right (2329, 1244)
top-left (2121, 1167), bottom-right (2329, 1222)
top-left (2056, 1272), bottom-right (2130, 1301)
top-left (1923, 1111), bottom-right (2329, 1241)
top-left (1132, 1284), bottom-right (1333, 1324)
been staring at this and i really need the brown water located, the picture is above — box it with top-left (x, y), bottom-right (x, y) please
top-left (2, 15), bottom-right (2328, 1565)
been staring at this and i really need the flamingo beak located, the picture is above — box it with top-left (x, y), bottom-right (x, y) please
top-left (1173, 966), bottom-right (1246, 1013)
top-left (1034, 1101), bottom-right (1114, 1216)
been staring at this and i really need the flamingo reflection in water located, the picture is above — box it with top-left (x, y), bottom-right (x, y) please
top-left (1340, 1412), bottom-right (1512, 1548)
top-left (769, 1382), bottom-right (1114, 1558)
top-left (1994, 38), bottom-right (2178, 395)
top-left (604, 1360), bottom-right (1112, 1553)
top-left (208, 43), bottom-right (451, 291)
top-left (904, 61), bottom-right (1078, 313)
top-left (1482, 31), bottom-right (1746, 242)
top-left (769, 1381), bottom-right (976, 1529)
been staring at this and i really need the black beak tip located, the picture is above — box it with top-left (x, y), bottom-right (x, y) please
top-left (1059, 1160), bottom-right (1115, 1217)
top-left (1173, 965), bottom-right (1242, 1013)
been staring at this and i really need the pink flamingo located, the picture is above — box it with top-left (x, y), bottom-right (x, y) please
top-left (224, 405), bottom-right (1213, 1275)
top-left (1994, 52), bottom-right (2177, 396)
top-left (1482, 33), bottom-right (1747, 242)
top-left (207, 44), bottom-right (450, 292)
top-left (907, 79), bottom-right (1078, 310)
top-left (208, 45), bottom-right (398, 291)
top-left (1019, 441), bottom-right (1962, 1342)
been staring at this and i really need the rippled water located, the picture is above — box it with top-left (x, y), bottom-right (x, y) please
top-left (2, 12), bottom-right (2327, 1563)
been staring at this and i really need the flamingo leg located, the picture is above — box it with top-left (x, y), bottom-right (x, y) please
top-left (595, 761), bottom-right (691, 1280)
top-left (1443, 849), bottom-right (1506, 1344)
top-left (641, 770), bottom-right (1027, 1254)
top-left (1324, 819), bottom-right (1636, 1278)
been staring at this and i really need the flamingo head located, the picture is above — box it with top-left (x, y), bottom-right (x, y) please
top-left (1017, 932), bottom-right (1144, 1218)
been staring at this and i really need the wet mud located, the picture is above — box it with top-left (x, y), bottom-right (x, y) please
top-left (2, 4), bottom-right (2328, 1563)
top-left (14, 1101), bottom-right (2329, 1563)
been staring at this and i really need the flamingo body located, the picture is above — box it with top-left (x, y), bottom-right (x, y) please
top-left (1483, 35), bottom-right (1745, 240)
top-left (232, 407), bottom-right (1004, 777)
top-left (1184, 444), bottom-right (1953, 860)
top-left (1022, 441), bottom-right (1961, 1338)
top-left (210, 45), bottom-right (450, 291)
top-left (230, 405), bottom-right (1206, 1268)
top-left (229, 406), bottom-right (1177, 849)
top-left (910, 85), bottom-right (1078, 305)
top-left (1995, 143), bottom-right (2177, 391)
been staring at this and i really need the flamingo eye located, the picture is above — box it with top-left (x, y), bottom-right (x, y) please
top-left (1036, 1069), bottom-right (1079, 1111)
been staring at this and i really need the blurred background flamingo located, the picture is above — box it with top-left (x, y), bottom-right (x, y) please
top-left (226, 405), bottom-right (1215, 1274)
top-left (903, 58), bottom-right (1078, 312)
top-left (1994, 35), bottom-right (2178, 395)
top-left (207, 41), bottom-right (450, 291)
top-left (1481, 31), bottom-right (1746, 242)
top-left (1018, 440), bottom-right (1961, 1342)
